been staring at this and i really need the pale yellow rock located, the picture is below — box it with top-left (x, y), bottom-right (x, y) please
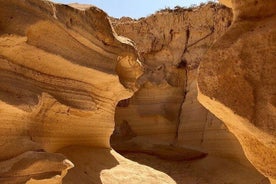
top-left (0, 0), bottom-right (141, 182)
top-left (219, 0), bottom-right (232, 8)
top-left (112, 3), bottom-right (251, 165)
top-left (178, 70), bottom-right (250, 166)
top-left (112, 3), bottom-right (233, 142)
top-left (220, 0), bottom-right (276, 19)
top-left (198, 0), bottom-right (276, 181)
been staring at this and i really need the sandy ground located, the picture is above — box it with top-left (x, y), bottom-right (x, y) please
top-left (122, 153), bottom-right (270, 184)
top-left (59, 146), bottom-right (269, 184)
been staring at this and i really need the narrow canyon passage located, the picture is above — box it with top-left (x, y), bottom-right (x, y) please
top-left (111, 97), bottom-right (270, 184)
top-left (109, 1), bottom-right (275, 183)
top-left (0, 0), bottom-right (275, 183)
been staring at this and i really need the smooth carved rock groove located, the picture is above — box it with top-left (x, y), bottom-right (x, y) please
top-left (198, 0), bottom-right (276, 183)
top-left (0, 0), bottom-right (142, 183)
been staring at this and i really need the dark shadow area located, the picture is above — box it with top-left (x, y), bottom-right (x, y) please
top-left (58, 146), bottom-right (119, 184)
top-left (111, 97), bottom-right (207, 161)
top-left (110, 98), bottom-right (270, 184)
top-left (120, 153), bottom-right (270, 184)
top-left (111, 139), bottom-right (207, 161)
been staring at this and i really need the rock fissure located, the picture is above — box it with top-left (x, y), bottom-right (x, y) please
top-left (174, 64), bottom-right (188, 143)
top-left (187, 26), bottom-right (215, 49)
top-left (200, 112), bottom-right (209, 144)
top-left (183, 26), bottom-right (190, 54)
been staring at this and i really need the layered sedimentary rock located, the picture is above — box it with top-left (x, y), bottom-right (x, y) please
top-left (198, 0), bottom-right (276, 183)
top-left (178, 70), bottom-right (248, 164)
top-left (0, 0), bottom-right (142, 182)
top-left (1, 0), bottom-right (274, 183)
top-left (111, 3), bottom-right (251, 164)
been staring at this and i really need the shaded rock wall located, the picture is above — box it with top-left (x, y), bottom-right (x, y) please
top-left (198, 0), bottom-right (276, 182)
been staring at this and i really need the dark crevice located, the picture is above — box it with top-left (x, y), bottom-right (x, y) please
top-left (173, 26), bottom-right (216, 143)
top-left (177, 59), bottom-right (187, 69)
top-left (201, 112), bottom-right (209, 143)
top-left (187, 26), bottom-right (215, 48)
top-left (182, 26), bottom-right (190, 55)
top-left (169, 29), bottom-right (174, 41)
top-left (173, 64), bottom-right (188, 144)
top-left (173, 26), bottom-right (190, 144)
top-left (117, 98), bottom-right (130, 107)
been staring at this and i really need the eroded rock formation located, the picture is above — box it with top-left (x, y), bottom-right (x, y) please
top-left (0, 0), bottom-right (274, 183)
top-left (198, 0), bottom-right (276, 183)
top-left (0, 0), bottom-right (142, 182)
top-left (111, 3), bottom-right (250, 164)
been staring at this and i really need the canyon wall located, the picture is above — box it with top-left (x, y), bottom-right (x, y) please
top-left (198, 0), bottom-right (276, 183)
top-left (111, 3), bottom-right (250, 165)
top-left (0, 0), bottom-right (143, 183)
top-left (0, 0), bottom-right (274, 183)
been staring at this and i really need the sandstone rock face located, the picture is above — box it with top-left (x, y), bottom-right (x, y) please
top-left (198, 0), bottom-right (276, 182)
top-left (178, 70), bottom-right (249, 164)
top-left (111, 3), bottom-right (251, 164)
top-left (219, 0), bottom-right (275, 19)
top-left (0, 0), bottom-right (141, 182)
top-left (0, 0), bottom-right (274, 183)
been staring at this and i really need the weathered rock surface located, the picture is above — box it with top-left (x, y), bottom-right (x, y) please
top-left (178, 70), bottom-right (249, 164)
top-left (111, 3), bottom-right (251, 165)
top-left (0, 0), bottom-right (274, 183)
top-left (0, 0), bottom-right (141, 182)
top-left (198, 0), bottom-right (276, 182)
